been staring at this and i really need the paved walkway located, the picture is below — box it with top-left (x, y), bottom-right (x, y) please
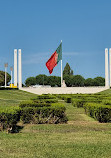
top-left (20, 87), bottom-right (108, 94)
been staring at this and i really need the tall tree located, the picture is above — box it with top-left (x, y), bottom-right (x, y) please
top-left (25, 77), bottom-right (36, 86)
top-left (84, 78), bottom-right (94, 86)
top-left (63, 63), bottom-right (73, 76)
top-left (0, 71), bottom-right (11, 86)
top-left (72, 75), bottom-right (85, 87)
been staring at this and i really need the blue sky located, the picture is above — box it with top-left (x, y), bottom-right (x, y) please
top-left (0, 0), bottom-right (111, 83)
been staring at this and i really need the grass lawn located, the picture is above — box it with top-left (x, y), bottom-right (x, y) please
top-left (0, 90), bottom-right (111, 158)
top-left (0, 90), bottom-right (37, 107)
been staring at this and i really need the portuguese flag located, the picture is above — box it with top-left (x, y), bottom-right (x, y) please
top-left (46, 42), bottom-right (62, 74)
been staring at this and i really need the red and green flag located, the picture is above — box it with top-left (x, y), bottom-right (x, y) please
top-left (46, 42), bottom-right (62, 74)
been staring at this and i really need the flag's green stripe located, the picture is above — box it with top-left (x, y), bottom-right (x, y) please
top-left (56, 42), bottom-right (62, 63)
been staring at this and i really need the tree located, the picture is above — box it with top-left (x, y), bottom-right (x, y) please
top-left (36, 74), bottom-right (48, 85)
top-left (47, 76), bottom-right (61, 87)
top-left (72, 75), bottom-right (85, 87)
top-left (93, 77), bottom-right (105, 86)
top-left (63, 63), bottom-right (73, 76)
top-left (63, 75), bottom-right (73, 87)
top-left (84, 78), bottom-right (94, 86)
top-left (25, 77), bottom-right (36, 86)
top-left (0, 71), bottom-right (11, 86)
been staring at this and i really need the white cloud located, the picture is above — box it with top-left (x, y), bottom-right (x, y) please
top-left (23, 52), bottom-right (49, 65)
top-left (23, 51), bottom-right (80, 65)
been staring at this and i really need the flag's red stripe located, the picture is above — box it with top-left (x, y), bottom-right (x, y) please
top-left (46, 51), bottom-right (57, 74)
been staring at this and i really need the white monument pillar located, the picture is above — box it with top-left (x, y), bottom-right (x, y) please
top-left (109, 48), bottom-right (111, 87)
top-left (105, 48), bottom-right (109, 87)
top-left (14, 49), bottom-right (17, 87)
top-left (10, 67), bottom-right (13, 88)
top-left (18, 49), bottom-right (22, 88)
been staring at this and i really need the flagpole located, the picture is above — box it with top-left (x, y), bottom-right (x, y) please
top-left (61, 40), bottom-right (63, 87)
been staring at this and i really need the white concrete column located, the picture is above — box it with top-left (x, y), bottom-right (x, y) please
top-left (105, 48), bottom-right (109, 87)
top-left (18, 49), bottom-right (22, 88)
top-left (14, 49), bottom-right (17, 87)
top-left (109, 48), bottom-right (111, 87)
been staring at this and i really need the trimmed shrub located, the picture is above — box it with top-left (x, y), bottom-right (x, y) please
top-left (83, 103), bottom-right (111, 122)
top-left (42, 99), bottom-right (58, 103)
top-left (19, 100), bottom-right (51, 108)
top-left (102, 100), bottom-right (111, 105)
top-left (37, 94), bottom-right (56, 100)
top-left (63, 96), bottom-right (72, 103)
top-left (0, 106), bottom-right (20, 131)
top-left (66, 97), bottom-right (72, 103)
top-left (0, 87), bottom-right (18, 90)
top-left (72, 99), bottom-right (85, 108)
top-left (20, 103), bottom-right (67, 124)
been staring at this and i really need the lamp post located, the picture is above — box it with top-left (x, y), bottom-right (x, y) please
top-left (4, 63), bottom-right (8, 88)
top-left (10, 66), bottom-right (13, 88)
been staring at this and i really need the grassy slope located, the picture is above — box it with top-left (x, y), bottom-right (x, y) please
top-left (0, 90), bottom-right (111, 158)
top-left (99, 88), bottom-right (111, 95)
top-left (0, 90), bottom-right (37, 107)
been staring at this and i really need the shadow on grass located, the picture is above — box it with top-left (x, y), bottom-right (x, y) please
top-left (10, 125), bottom-right (24, 133)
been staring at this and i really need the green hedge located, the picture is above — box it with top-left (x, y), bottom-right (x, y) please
top-left (0, 106), bottom-right (20, 132)
top-left (31, 94), bottom-right (58, 103)
top-left (72, 97), bottom-right (102, 108)
top-left (72, 99), bottom-right (85, 108)
top-left (83, 103), bottom-right (111, 122)
top-left (41, 99), bottom-right (58, 103)
top-left (0, 87), bottom-right (18, 90)
top-left (37, 94), bottom-right (56, 99)
top-left (19, 100), bottom-right (51, 108)
top-left (20, 103), bottom-right (67, 124)
top-left (102, 100), bottom-right (111, 105)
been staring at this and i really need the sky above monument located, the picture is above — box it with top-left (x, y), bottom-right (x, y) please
top-left (0, 0), bottom-right (111, 83)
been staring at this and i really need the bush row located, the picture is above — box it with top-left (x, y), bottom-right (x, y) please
top-left (0, 106), bottom-right (20, 132)
top-left (83, 103), bottom-right (111, 122)
top-left (37, 94), bottom-right (56, 99)
top-left (0, 87), bottom-right (18, 90)
top-left (20, 103), bottom-right (67, 124)
top-left (0, 104), bottom-right (67, 132)
top-left (19, 100), bottom-right (51, 108)
top-left (31, 94), bottom-right (58, 103)
top-left (19, 96), bottom-right (67, 124)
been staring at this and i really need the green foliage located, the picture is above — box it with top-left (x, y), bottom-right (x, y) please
top-left (72, 99), bottom-right (85, 108)
top-left (0, 71), bottom-right (11, 86)
top-left (63, 75), bottom-right (85, 87)
top-left (19, 100), bottom-right (51, 108)
top-left (93, 77), bottom-right (105, 86)
top-left (37, 94), bottom-right (57, 99)
top-left (35, 75), bottom-right (61, 87)
top-left (35, 74), bottom-right (48, 85)
top-left (102, 100), bottom-right (111, 105)
top-left (19, 95), bottom-right (67, 124)
top-left (0, 106), bottom-right (20, 131)
top-left (66, 97), bottom-right (72, 103)
top-left (20, 103), bottom-right (67, 124)
top-left (84, 103), bottom-right (111, 122)
top-left (72, 75), bottom-right (85, 87)
top-left (25, 72), bottom-right (105, 88)
top-left (47, 76), bottom-right (61, 87)
top-left (63, 75), bottom-right (73, 87)
top-left (25, 77), bottom-right (36, 86)
top-left (59, 95), bottom-right (72, 103)
top-left (84, 77), bottom-right (105, 87)
top-left (63, 63), bottom-right (73, 76)
top-left (84, 78), bottom-right (94, 86)
top-left (0, 87), bottom-right (18, 90)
